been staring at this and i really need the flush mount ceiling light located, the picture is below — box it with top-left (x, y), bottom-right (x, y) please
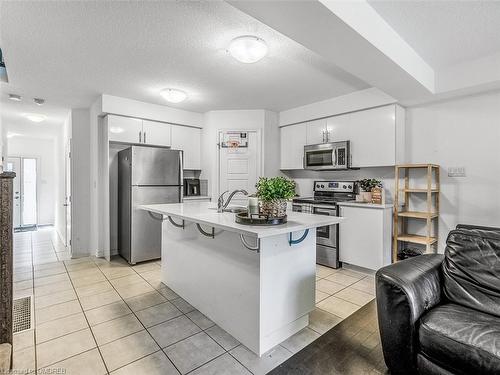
top-left (23, 113), bottom-right (46, 123)
top-left (228, 35), bottom-right (268, 63)
top-left (7, 132), bottom-right (19, 138)
top-left (8, 94), bottom-right (21, 101)
top-left (34, 98), bottom-right (45, 105)
top-left (160, 88), bottom-right (187, 103)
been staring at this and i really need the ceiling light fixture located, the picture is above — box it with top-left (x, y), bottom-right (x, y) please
top-left (7, 132), bottom-right (19, 138)
top-left (23, 113), bottom-right (46, 123)
top-left (8, 94), bottom-right (21, 101)
top-left (228, 35), bottom-right (268, 63)
top-left (34, 98), bottom-right (45, 105)
top-left (160, 88), bottom-right (188, 103)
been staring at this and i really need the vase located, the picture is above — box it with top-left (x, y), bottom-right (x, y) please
top-left (259, 199), bottom-right (287, 218)
top-left (360, 191), bottom-right (372, 203)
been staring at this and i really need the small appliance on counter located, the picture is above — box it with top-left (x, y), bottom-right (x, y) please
top-left (292, 180), bottom-right (356, 268)
top-left (184, 178), bottom-right (200, 196)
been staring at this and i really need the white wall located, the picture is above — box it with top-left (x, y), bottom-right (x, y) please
top-left (406, 91), bottom-right (500, 250)
top-left (71, 108), bottom-right (91, 257)
top-left (8, 136), bottom-right (57, 225)
top-left (201, 110), bottom-right (280, 201)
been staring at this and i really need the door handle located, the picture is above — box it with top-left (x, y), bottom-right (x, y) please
top-left (139, 131), bottom-right (142, 143)
top-left (144, 131), bottom-right (146, 143)
top-left (63, 204), bottom-right (69, 207)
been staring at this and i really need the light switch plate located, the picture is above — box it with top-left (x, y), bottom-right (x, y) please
top-left (448, 167), bottom-right (466, 177)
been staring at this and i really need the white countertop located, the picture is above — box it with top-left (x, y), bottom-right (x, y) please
top-left (140, 202), bottom-right (343, 238)
top-left (182, 196), bottom-right (211, 201)
top-left (337, 201), bottom-right (394, 209)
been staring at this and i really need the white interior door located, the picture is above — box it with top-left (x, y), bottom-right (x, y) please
top-left (6, 157), bottom-right (21, 228)
top-left (6, 157), bottom-right (37, 228)
top-left (218, 131), bottom-right (260, 206)
top-left (22, 158), bottom-right (37, 226)
top-left (65, 139), bottom-right (72, 251)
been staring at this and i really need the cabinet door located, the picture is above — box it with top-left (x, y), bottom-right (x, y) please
top-left (326, 113), bottom-right (350, 143)
top-left (171, 125), bottom-right (201, 170)
top-left (306, 119), bottom-right (327, 145)
top-left (339, 206), bottom-right (385, 270)
top-left (349, 106), bottom-right (396, 167)
top-left (142, 120), bottom-right (171, 147)
top-left (280, 124), bottom-right (307, 169)
top-left (107, 115), bottom-right (142, 143)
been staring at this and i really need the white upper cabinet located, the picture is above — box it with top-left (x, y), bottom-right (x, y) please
top-left (142, 120), bottom-right (171, 147)
top-left (280, 104), bottom-right (405, 169)
top-left (348, 105), bottom-right (398, 168)
top-left (306, 118), bottom-right (328, 144)
top-left (280, 123), bottom-right (307, 169)
top-left (107, 115), bottom-right (143, 144)
top-left (326, 113), bottom-right (350, 143)
top-left (171, 125), bottom-right (201, 170)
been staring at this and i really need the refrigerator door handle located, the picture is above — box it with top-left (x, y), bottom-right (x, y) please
top-left (139, 131), bottom-right (142, 143)
top-left (179, 151), bottom-right (184, 202)
top-left (144, 131), bottom-right (146, 144)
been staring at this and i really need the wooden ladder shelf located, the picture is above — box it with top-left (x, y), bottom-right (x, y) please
top-left (393, 164), bottom-right (440, 262)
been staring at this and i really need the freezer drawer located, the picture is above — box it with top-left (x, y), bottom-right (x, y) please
top-left (131, 146), bottom-right (182, 186)
top-left (119, 185), bottom-right (181, 264)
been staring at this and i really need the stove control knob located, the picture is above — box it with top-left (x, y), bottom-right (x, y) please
top-left (343, 185), bottom-right (346, 189)
top-left (348, 185), bottom-right (352, 189)
top-left (321, 184), bottom-right (324, 188)
top-left (316, 184), bottom-right (320, 188)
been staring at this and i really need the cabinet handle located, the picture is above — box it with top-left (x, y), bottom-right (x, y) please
top-left (144, 131), bottom-right (146, 143)
top-left (139, 131), bottom-right (142, 143)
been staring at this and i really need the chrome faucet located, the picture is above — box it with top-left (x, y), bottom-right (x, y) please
top-left (217, 189), bottom-right (248, 212)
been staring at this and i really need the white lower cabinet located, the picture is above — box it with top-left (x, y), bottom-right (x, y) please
top-left (280, 123), bottom-right (307, 169)
top-left (171, 125), bottom-right (201, 170)
top-left (339, 204), bottom-right (392, 270)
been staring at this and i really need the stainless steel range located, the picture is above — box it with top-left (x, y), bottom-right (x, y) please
top-left (292, 180), bottom-right (356, 268)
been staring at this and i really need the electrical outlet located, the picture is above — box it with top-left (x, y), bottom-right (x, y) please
top-left (448, 167), bottom-right (466, 177)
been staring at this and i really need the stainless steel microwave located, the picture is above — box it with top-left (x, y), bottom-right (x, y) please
top-left (303, 141), bottom-right (350, 170)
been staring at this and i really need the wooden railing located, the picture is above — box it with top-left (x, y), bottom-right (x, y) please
top-left (0, 171), bottom-right (15, 370)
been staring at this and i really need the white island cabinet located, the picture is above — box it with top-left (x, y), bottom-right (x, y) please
top-left (140, 202), bottom-right (343, 356)
top-left (338, 202), bottom-right (393, 270)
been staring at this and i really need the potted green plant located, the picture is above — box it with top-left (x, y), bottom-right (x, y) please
top-left (358, 178), bottom-right (382, 202)
top-left (255, 177), bottom-right (296, 218)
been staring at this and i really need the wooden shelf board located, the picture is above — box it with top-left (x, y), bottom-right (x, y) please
top-left (397, 234), bottom-right (437, 245)
top-left (396, 164), bottom-right (439, 169)
top-left (398, 211), bottom-right (438, 219)
top-left (400, 188), bottom-right (439, 193)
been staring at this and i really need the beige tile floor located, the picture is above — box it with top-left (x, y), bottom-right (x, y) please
top-left (11, 227), bottom-right (375, 375)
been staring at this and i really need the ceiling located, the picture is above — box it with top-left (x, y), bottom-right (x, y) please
top-left (0, 0), bottom-right (368, 127)
top-left (368, 0), bottom-right (500, 69)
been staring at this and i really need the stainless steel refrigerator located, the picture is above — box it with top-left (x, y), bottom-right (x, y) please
top-left (118, 146), bottom-right (183, 264)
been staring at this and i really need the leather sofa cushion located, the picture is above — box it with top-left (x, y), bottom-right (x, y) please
top-left (419, 303), bottom-right (500, 374)
top-left (442, 229), bottom-right (500, 317)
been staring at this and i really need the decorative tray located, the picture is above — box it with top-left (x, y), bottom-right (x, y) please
top-left (235, 212), bottom-right (287, 226)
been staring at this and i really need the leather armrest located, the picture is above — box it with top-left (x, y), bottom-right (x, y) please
top-left (375, 254), bottom-right (444, 375)
top-left (456, 224), bottom-right (500, 232)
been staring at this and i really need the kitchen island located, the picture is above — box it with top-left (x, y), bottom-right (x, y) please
top-left (140, 202), bottom-right (343, 356)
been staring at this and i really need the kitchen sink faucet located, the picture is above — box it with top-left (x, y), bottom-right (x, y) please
top-left (217, 189), bottom-right (248, 213)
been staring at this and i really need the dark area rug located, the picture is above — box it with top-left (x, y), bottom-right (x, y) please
top-left (269, 301), bottom-right (388, 375)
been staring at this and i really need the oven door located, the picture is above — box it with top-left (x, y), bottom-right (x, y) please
top-left (312, 205), bottom-right (337, 248)
top-left (304, 144), bottom-right (335, 170)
